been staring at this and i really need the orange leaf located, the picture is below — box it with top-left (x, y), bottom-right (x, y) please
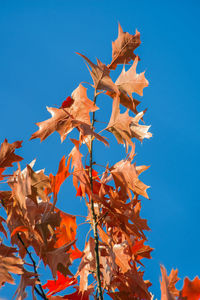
top-left (49, 156), bottom-right (70, 197)
top-left (180, 276), bottom-right (200, 300)
top-left (54, 210), bottom-right (82, 261)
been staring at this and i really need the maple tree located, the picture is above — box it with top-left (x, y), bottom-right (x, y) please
top-left (0, 23), bottom-right (199, 300)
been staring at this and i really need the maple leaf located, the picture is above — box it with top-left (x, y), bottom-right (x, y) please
top-left (77, 52), bottom-right (119, 94)
top-left (30, 84), bottom-right (98, 142)
top-left (0, 139), bottom-right (23, 168)
top-left (43, 272), bottom-right (77, 296)
top-left (108, 23), bottom-right (141, 70)
top-left (131, 239), bottom-right (153, 261)
top-left (49, 156), bottom-right (70, 197)
top-left (179, 276), bottom-right (200, 300)
top-left (160, 265), bottom-right (179, 300)
top-left (115, 56), bottom-right (149, 97)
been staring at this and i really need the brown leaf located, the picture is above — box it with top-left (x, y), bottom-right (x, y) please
top-left (113, 241), bottom-right (131, 273)
top-left (110, 154), bottom-right (150, 199)
top-left (0, 242), bottom-right (24, 287)
top-left (27, 165), bottom-right (51, 202)
top-left (45, 240), bottom-right (75, 279)
top-left (0, 139), bottom-right (23, 168)
top-left (31, 84), bottom-right (97, 142)
top-left (115, 56), bottom-right (149, 97)
top-left (77, 53), bottom-right (119, 94)
top-left (72, 120), bottom-right (109, 147)
top-left (110, 267), bottom-right (151, 300)
top-left (108, 23), bottom-right (141, 70)
top-left (76, 237), bottom-right (96, 292)
top-left (13, 271), bottom-right (39, 300)
top-left (0, 216), bottom-right (7, 238)
top-left (107, 90), bottom-right (140, 115)
top-left (160, 265), bottom-right (178, 300)
top-left (106, 95), bottom-right (151, 148)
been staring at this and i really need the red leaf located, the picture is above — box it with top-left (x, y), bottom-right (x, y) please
top-left (43, 272), bottom-right (77, 296)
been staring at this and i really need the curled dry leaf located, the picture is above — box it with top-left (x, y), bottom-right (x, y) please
top-left (160, 265), bottom-right (179, 300)
top-left (110, 154), bottom-right (150, 199)
top-left (0, 242), bottom-right (24, 287)
top-left (0, 139), bottom-right (23, 168)
top-left (130, 111), bottom-right (152, 142)
top-left (30, 84), bottom-right (98, 142)
top-left (77, 52), bottom-right (119, 94)
top-left (69, 139), bottom-right (90, 197)
top-left (107, 89), bottom-right (140, 115)
top-left (72, 119), bottom-right (109, 147)
top-left (106, 94), bottom-right (151, 148)
top-left (13, 271), bottom-right (39, 300)
top-left (108, 23), bottom-right (141, 70)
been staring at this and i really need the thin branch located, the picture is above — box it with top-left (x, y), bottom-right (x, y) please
top-left (89, 89), bottom-right (104, 300)
top-left (17, 233), bottom-right (48, 300)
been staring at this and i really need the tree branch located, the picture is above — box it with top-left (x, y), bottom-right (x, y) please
top-left (89, 90), bottom-right (103, 300)
top-left (17, 233), bottom-right (48, 300)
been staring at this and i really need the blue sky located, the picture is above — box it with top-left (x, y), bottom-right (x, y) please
top-left (0, 0), bottom-right (200, 299)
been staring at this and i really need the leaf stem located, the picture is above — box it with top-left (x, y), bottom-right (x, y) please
top-left (89, 90), bottom-right (103, 300)
top-left (17, 233), bottom-right (48, 300)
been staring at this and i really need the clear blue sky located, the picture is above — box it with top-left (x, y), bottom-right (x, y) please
top-left (0, 0), bottom-right (200, 299)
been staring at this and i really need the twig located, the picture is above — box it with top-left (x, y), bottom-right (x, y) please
top-left (17, 233), bottom-right (48, 300)
top-left (89, 90), bottom-right (104, 300)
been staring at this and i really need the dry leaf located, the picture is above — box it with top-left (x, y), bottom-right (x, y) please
top-left (108, 23), bottom-right (141, 70)
top-left (77, 53), bottom-right (119, 94)
top-left (0, 139), bottom-right (23, 168)
top-left (160, 265), bottom-right (178, 300)
top-left (115, 56), bottom-right (149, 97)
top-left (30, 84), bottom-right (98, 142)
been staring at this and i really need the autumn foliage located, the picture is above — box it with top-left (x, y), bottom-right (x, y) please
top-left (0, 23), bottom-right (199, 300)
